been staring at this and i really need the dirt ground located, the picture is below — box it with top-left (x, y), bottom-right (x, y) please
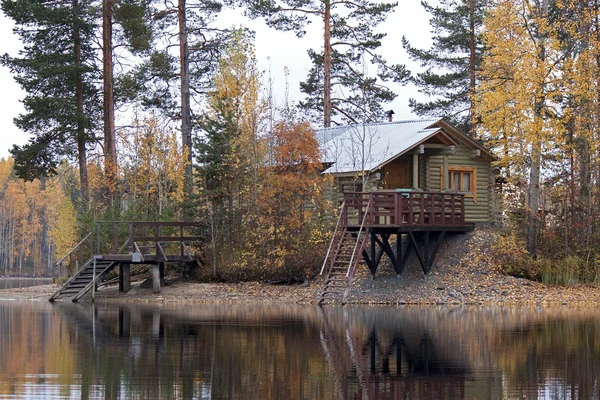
top-left (3, 226), bottom-right (600, 306)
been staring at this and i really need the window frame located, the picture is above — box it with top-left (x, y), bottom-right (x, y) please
top-left (440, 166), bottom-right (477, 203)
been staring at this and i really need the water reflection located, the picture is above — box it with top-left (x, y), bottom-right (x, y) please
top-left (0, 302), bottom-right (599, 399)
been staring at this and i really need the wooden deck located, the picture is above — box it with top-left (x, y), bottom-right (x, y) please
top-left (342, 191), bottom-right (471, 231)
top-left (319, 191), bottom-right (473, 304)
top-left (50, 221), bottom-right (204, 302)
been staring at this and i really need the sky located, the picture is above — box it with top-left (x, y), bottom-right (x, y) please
top-left (0, 1), bottom-right (434, 159)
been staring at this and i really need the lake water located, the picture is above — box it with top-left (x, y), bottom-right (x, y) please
top-left (0, 302), bottom-right (598, 399)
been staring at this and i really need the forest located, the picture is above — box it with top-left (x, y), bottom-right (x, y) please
top-left (1, 0), bottom-right (600, 285)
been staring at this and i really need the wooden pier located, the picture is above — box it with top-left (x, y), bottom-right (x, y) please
top-left (49, 221), bottom-right (204, 302)
top-left (319, 191), bottom-right (473, 304)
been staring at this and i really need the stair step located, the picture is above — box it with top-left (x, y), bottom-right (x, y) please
top-left (64, 284), bottom-right (87, 289)
top-left (60, 290), bottom-right (83, 295)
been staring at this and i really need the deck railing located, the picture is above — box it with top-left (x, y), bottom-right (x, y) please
top-left (343, 191), bottom-right (465, 228)
top-left (54, 221), bottom-right (204, 279)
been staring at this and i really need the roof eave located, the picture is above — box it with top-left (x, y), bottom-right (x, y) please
top-left (428, 120), bottom-right (497, 161)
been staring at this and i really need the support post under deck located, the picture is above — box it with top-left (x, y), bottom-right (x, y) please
top-left (153, 263), bottom-right (161, 293)
top-left (159, 262), bottom-right (165, 286)
top-left (119, 263), bottom-right (131, 293)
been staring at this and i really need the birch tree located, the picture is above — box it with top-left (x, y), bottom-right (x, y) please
top-left (475, 0), bottom-right (560, 257)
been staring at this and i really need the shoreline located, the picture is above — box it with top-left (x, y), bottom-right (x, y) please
top-left (2, 226), bottom-right (600, 306)
top-left (2, 274), bottom-right (600, 307)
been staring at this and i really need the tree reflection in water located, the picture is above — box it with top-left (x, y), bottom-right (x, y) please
top-left (0, 303), bottom-right (600, 399)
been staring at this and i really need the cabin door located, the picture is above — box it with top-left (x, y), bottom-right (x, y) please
top-left (384, 161), bottom-right (411, 189)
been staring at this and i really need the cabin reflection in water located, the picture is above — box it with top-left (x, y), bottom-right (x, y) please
top-left (319, 307), bottom-right (499, 400)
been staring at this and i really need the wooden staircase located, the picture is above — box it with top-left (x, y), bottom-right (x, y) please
top-left (49, 258), bottom-right (117, 302)
top-left (319, 199), bottom-right (371, 305)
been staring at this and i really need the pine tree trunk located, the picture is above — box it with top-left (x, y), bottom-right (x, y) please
top-left (103, 0), bottom-right (117, 199)
top-left (73, 0), bottom-right (89, 205)
top-left (179, 0), bottom-right (193, 210)
top-left (468, 0), bottom-right (476, 138)
top-left (323, 0), bottom-right (332, 128)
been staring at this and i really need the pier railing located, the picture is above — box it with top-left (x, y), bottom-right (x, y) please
top-left (55, 221), bottom-right (204, 278)
top-left (342, 191), bottom-right (465, 228)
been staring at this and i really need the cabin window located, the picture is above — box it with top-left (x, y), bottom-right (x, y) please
top-left (440, 166), bottom-right (477, 202)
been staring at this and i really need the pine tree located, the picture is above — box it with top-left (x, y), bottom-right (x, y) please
top-left (402, 0), bottom-right (485, 136)
top-left (103, 0), bottom-right (152, 199)
top-left (244, 0), bottom-right (408, 126)
top-left (1, 0), bottom-right (100, 204)
top-left (2, 0), bottom-right (152, 205)
top-left (125, 0), bottom-right (226, 204)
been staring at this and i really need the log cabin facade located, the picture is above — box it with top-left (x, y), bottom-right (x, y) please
top-left (318, 118), bottom-right (496, 224)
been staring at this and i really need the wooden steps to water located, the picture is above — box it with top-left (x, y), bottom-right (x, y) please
top-left (319, 193), bottom-right (372, 308)
top-left (319, 229), bottom-right (369, 304)
top-left (49, 259), bottom-right (117, 302)
top-left (49, 221), bottom-right (205, 302)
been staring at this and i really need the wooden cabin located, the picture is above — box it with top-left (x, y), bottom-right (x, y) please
top-left (318, 118), bottom-right (496, 224)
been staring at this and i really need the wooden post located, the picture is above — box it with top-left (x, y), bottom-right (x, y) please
top-left (180, 225), bottom-right (184, 258)
top-left (370, 232), bottom-right (376, 278)
top-left (119, 263), bottom-right (123, 292)
top-left (96, 222), bottom-right (101, 254)
top-left (153, 263), bottom-right (161, 293)
top-left (92, 256), bottom-right (96, 302)
top-left (119, 263), bottom-right (130, 293)
top-left (396, 233), bottom-right (402, 277)
top-left (412, 153), bottom-right (419, 189)
top-left (128, 223), bottom-right (133, 249)
top-left (113, 222), bottom-right (118, 253)
top-left (443, 155), bottom-right (449, 191)
top-left (159, 262), bottom-right (165, 286)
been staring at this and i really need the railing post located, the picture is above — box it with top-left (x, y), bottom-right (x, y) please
top-left (78, 240), bottom-right (83, 269)
top-left (96, 222), bottom-right (101, 255)
top-left (408, 193), bottom-right (413, 225)
top-left (113, 223), bottom-right (118, 254)
top-left (394, 193), bottom-right (399, 225)
top-left (180, 224), bottom-right (184, 257)
top-left (366, 192), bottom-right (375, 225)
top-left (460, 194), bottom-right (465, 224)
top-left (418, 193), bottom-right (424, 225)
top-left (441, 194), bottom-right (446, 225)
top-left (430, 194), bottom-right (435, 225)
top-left (129, 223), bottom-right (133, 252)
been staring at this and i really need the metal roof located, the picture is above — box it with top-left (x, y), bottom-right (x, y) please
top-left (317, 118), bottom-right (444, 174)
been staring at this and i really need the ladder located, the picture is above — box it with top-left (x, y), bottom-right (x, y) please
top-left (318, 199), bottom-right (371, 305)
top-left (49, 257), bottom-right (117, 302)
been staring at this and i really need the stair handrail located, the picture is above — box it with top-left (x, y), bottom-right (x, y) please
top-left (54, 231), bottom-right (92, 269)
top-left (346, 197), bottom-right (371, 278)
top-left (320, 200), bottom-right (346, 275)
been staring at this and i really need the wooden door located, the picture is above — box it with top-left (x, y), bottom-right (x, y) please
top-left (384, 161), bottom-right (411, 189)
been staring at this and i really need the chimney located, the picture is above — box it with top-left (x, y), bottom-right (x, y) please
top-left (386, 110), bottom-right (395, 122)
